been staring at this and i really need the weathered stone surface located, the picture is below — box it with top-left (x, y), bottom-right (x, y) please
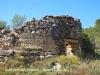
top-left (0, 15), bottom-right (82, 58)
top-left (22, 16), bottom-right (80, 56)
top-left (1, 29), bottom-right (8, 34)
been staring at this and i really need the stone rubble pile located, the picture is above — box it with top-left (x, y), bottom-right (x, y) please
top-left (0, 15), bottom-right (82, 61)
top-left (0, 27), bottom-right (19, 60)
top-left (0, 27), bottom-right (19, 48)
top-left (16, 15), bottom-right (82, 56)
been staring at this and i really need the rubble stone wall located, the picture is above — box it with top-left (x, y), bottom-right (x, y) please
top-left (0, 15), bottom-right (82, 56)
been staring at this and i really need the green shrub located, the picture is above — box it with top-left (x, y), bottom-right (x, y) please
top-left (0, 64), bottom-right (5, 75)
top-left (6, 59), bottom-right (22, 68)
top-left (57, 55), bottom-right (81, 65)
top-left (14, 54), bottom-right (22, 61)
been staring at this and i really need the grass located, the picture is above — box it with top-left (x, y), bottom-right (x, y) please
top-left (0, 55), bottom-right (100, 75)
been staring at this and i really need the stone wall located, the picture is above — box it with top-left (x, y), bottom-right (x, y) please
top-left (0, 15), bottom-right (82, 57)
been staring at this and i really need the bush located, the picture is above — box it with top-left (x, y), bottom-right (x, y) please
top-left (14, 54), bottom-right (22, 61)
top-left (57, 55), bottom-right (81, 65)
top-left (6, 59), bottom-right (23, 68)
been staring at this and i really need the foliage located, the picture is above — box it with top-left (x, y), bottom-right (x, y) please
top-left (0, 57), bottom-right (99, 75)
top-left (0, 20), bottom-right (10, 29)
top-left (82, 18), bottom-right (100, 57)
top-left (0, 64), bottom-right (5, 75)
top-left (6, 59), bottom-right (22, 68)
top-left (57, 55), bottom-right (81, 65)
top-left (14, 54), bottom-right (22, 61)
top-left (95, 18), bottom-right (100, 26)
top-left (0, 20), bottom-right (6, 28)
top-left (82, 32), bottom-right (95, 58)
top-left (11, 14), bottom-right (26, 29)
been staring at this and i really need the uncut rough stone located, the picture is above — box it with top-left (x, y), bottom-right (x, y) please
top-left (0, 15), bottom-right (82, 57)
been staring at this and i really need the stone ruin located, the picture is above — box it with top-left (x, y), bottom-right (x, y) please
top-left (0, 15), bottom-right (82, 61)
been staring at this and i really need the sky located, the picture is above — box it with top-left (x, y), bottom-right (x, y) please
top-left (0, 0), bottom-right (100, 28)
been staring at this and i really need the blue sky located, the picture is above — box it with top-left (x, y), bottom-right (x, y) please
top-left (0, 0), bottom-right (100, 28)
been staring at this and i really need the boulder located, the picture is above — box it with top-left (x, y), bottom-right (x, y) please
top-left (1, 29), bottom-right (8, 34)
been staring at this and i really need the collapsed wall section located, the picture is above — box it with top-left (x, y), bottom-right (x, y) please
top-left (17, 15), bottom-right (82, 56)
top-left (0, 15), bottom-right (82, 56)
